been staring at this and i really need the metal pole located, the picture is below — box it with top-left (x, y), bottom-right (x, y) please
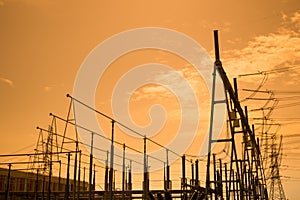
top-left (5, 164), bottom-right (11, 200)
top-left (122, 144), bottom-right (126, 200)
top-left (233, 78), bottom-right (238, 100)
top-left (58, 161), bottom-right (61, 191)
top-left (35, 169), bottom-right (39, 200)
top-left (114, 170), bottom-right (116, 192)
top-left (213, 154), bottom-right (217, 200)
top-left (214, 30), bottom-right (220, 61)
top-left (232, 170), bottom-right (235, 199)
top-left (105, 151), bottom-right (109, 200)
top-left (42, 172), bottom-right (45, 200)
top-left (89, 132), bottom-right (94, 200)
top-left (89, 155), bottom-right (93, 199)
top-left (73, 148), bottom-right (78, 200)
top-left (109, 120), bottom-right (115, 200)
top-left (143, 136), bottom-right (148, 200)
top-left (236, 172), bottom-right (240, 200)
top-left (125, 166), bottom-right (128, 191)
top-left (181, 155), bottom-right (186, 198)
top-left (93, 164), bottom-right (96, 199)
top-left (77, 151), bottom-right (81, 200)
top-left (191, 160), bottom-right (194, 185)
top-left (83, 167), bottom-right (85, 192)
top-left (195, 159), bottom-right (199, 186)
top-left (166, 149), bottom-right (170, 190)
top-left (47, 161), bottom-right (52, 200)
top-left (65, 153), bottom-right (71, 200)
top-left (104, 151), bottom-right (109, 200)
top-left (128, 160), bottom-right (132, 199)
top-left (244, 165), bottom-right (248, 199)
top-left (166, 165), bottom-right (170, 190)
top-left (206, 57), bottom-right (218, 199)
top-left (163, 162), bottom-right (166, 189)
top-left (225, 163), bottom-right (229, 199)
top-left (219, 159), bottom-right (223, 199)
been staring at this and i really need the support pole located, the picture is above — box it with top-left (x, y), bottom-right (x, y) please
top-left (225, 163), bottom-right (229, 199)
top-left (58, 161), bottom-right (61, 191)
top-left (35, 169), bottom-right (39, 200)
top-left (65, 153), bottom-right (71, 200)
top-left (5, 164), bottom-right (11, 200)
top-left (143, 136), bottom-right (148, 200)
top-left (233, 78), bottom-right (238, 100)
top-left (93, 164), bottom-right (96, 197)
top-left (128, 160), bottom-right (132, 198)
top-left (219, 159), bottom-right (223, 199)
top-left (206, 51), bottom-right (218, 199)
top-left (47, 161), bottom-right (52, 200)
top-left (114, 170), bottom-right (116, 191)
top-left (213, 154), bottom-right (217, 199)
top-left (122, 144), bottom-right (126, 200)
top-left (42, 171), bottom-right (45, 199)
top-left (83, 167), bottom-right (85, 192)
top-left (165, 149), bottom-right (170, 190)
top-left (232, 170), bottom-right (235, 199)
top-left (166, 165), bottom-right (170, 190)
top-left (163, 162), bottom-right (166, 189)
top-left (89, 132), bottom-right (94, 200)
top-left (191, 160), bottom-right (194, 185)
top-left (105, 151), bottom-right (109, 197)
top-left (77, 151), bottom-right (81, 200)
top-left (73, 149), bottom-right (78, 200)
top-left (109, 121), bottom-right (115, 200)
top-left (195, 159), bottom-right (199, 186)
top-left (181, 155), bottom-right (186, 198)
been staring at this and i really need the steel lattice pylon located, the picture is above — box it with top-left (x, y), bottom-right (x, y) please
top-left (269, 136), bottom-right (286, 200)
top-left (205, 30), bottom-right (268, 199)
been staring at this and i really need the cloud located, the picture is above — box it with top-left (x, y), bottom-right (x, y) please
top-left (0, 77), bottom-right (14, 87)
top-left (43, 86), bottom-right (53, 92)
top-left (43, 83), bottom-right (63, 92)
top-left (131, 66), bottom-right (209, 106)
top-left (290, 11), bottom-right (300, 24)
top-left (127, 11), bottom-right (300, 133)
top-left (222, 11), bottom-right (300, 79)
top-left (198, 20), bottom-right (232, 33)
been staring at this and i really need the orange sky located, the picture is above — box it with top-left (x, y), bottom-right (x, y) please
top-left (1, 0), bottom-right (300, 198)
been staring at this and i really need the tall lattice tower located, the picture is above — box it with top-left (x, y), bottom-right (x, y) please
top-left (269, 135), bottom-right (286, 200)
top-left (28, 117), bottom-right (59, 175)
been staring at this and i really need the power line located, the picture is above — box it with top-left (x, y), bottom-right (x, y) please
top-left (67, 94), bottom-right (181, 157)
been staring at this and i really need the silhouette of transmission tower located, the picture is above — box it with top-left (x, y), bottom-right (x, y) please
top-left (269, 135), bottom-right (286, 200)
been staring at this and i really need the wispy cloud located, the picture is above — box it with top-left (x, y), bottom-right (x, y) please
top-left (198, 20), bottom-right (232, 33)
top-left (0, 77), bottom-right (14, 87)
top-left (290, 11), bottom-right (300, 24)
top-left (131, 66), bottom-right (209, 106)
top-left (43, 86), bottom-right (53, 92)
top-left (43, 83), bottom-right (63, 92)
top-left (222, 11), bottom-right (300, 79)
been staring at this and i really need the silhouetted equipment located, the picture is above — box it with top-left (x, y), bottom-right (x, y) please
top-left (269, 135), bottom-right (286, 199)
top-left (205, 30), bottom-right (268, 199)
top-left (0, 30), bottom-right (287, 200)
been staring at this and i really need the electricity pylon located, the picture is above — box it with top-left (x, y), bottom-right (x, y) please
top-left (269, 135), bottom-right (286, 200)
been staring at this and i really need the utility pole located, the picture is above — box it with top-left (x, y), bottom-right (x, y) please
top-left (143, 136), bottom-right (149, 200)
top-left (122, 144), bottom-right (126, 200)
top-left (89, 132), bottom-right (94, 200)
top-left (109, 120), bottom-right (115, 200)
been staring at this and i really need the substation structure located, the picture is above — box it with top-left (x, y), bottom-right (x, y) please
top-left (0, 31), bottom-right (286, 200)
